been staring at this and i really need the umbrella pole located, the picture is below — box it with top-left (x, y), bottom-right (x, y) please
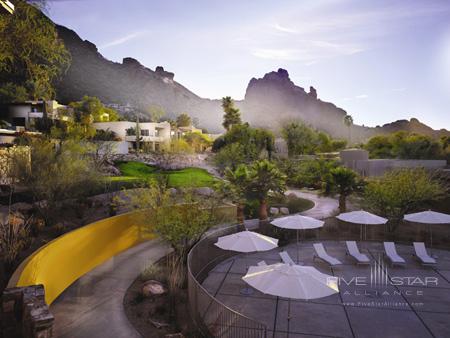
top-left (287, 298), bottom-right (291, 338)
top-left (297, 230), bottom-right (299, 264)
top-left (240, 253), bottom-right (254, 295)
top-left (430, 225), bottom-right (437, 258)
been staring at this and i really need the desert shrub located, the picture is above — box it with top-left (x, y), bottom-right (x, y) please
top-left (365, 131), bottom-right (445, 160)
top-left (364, 168), bottom-right (445, 229)
top-left (52, 223), bottom-right (67, 236)
top-left (0, 213), bottom-right (31, 269)
top-left (140, 263), bottom-right (167, 283)
top-left (8, 138), bottom-right (102, 225)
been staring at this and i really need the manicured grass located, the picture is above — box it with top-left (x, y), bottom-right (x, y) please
top-left (116, 161), bottom-right (157, 178)
top-left (109, 161), bottom-right (216, 188)
top-left (165, 167), bottom-right (216, 188)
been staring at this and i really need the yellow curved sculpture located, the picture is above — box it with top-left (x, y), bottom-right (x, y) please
top-left (8, 211), bottom-right (155, 305)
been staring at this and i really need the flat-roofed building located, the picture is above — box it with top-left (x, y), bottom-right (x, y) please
top-left (93, 121), bottom-right (171, 151)
top-left (0, 100), bottom-right (69, 130)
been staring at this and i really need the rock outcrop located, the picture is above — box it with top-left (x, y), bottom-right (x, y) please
top-left (241, 68), bottom-right (367, 140)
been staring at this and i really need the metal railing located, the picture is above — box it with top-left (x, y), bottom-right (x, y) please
top-left (187, 224), bottom-right (267, 338)
top-left (187, 217), bottom-right (450, 337)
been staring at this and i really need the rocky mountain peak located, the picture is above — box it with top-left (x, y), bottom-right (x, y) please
top-left (54, 22), bottom-right (449, 137)
top-left (155, 66), bottom-right (174, 80)
top-left (122, 57), bottom-right (143, 68)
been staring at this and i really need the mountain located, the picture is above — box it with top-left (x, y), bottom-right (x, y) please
top-left (55, 25), bottom-right (449, 140)
top-left (55, 25), bottom-right (223, 128)
top-left (240, 68), bottom-right (359, 139)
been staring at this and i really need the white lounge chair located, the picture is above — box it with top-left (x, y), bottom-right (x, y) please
top-left (279, 251), bottom-right (295, 265)
top-left (413, 242), bottom-right (436, 265)
top-left (384, 242), bottom-right (406, 266)
top-left (313, 243), bottom-right (342, 266)
top-left (257, 260), bottom-right (267, 267)
top-left (346, 241), bottom-right (370, 265)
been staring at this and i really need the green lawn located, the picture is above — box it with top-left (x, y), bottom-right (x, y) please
top-left (109, 161), bottom-right (216, 188)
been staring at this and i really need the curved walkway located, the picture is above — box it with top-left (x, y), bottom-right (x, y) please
top-left (50, 239), bottom-right (171, 338)
top-left (287, 189), bottom-right (339, 219)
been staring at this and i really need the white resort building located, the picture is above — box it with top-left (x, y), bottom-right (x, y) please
top-left (93, 121), bottom-right (171, 152)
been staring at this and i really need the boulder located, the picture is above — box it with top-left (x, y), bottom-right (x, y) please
top-left (142, 280), bottom-right (166, 297)
top-left (280, 207), bottom-right (290, 215)
top-left (195, 187), bottom-right (214, 196)
top-left (103, 165), bottom-right (121, 176)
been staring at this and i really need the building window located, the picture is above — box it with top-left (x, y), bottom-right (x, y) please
top-left (141, 129), bottom-right (149, 136)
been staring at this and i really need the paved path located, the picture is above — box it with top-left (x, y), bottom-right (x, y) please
top-left (50, 239), bottom-right (171, 338)
top-left (287, 189), bottom-right (339, 219)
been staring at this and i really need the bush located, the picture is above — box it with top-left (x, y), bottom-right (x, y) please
top-left (268, 194), bottom-right (314, 214)
top-left (278, 158), bottom-right (339, 190)
top-left (285, 195), bottom-right (315, 213)
top-left (364, 168), bottom-right (445, 225)
top-left (0, 213), bottom-right (31, 269)
top-left (365, 131), bottom-right (446, 160)
top-left (213, 123), bottom-right (274, 172)
top-left (140, 263), bottom-right (167, 283)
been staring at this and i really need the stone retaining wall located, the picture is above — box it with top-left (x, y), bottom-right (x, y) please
top-left (1, 285), bottom-right (53, 338)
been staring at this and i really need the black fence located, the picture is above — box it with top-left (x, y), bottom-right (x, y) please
top-left (187, 224), bottom-right (267, 338)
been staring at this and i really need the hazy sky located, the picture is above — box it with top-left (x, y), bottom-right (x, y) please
top-left (48, 0), bottom-right (450, 129)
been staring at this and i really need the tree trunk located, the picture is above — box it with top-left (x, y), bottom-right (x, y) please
top-left (237, 203), bottom-right (245, 224)
top-left (259, 199), bottom-right (268, 220)
top-left (339, 195), bottom-right (346, 213)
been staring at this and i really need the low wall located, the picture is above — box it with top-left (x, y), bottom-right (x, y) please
top-left (7, 210), bottom-right (154, 305)
top-left (354, 159), bottom-right (447, 177)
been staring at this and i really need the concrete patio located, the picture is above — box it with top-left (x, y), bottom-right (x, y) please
top-left (202, 241), bottom-right (450, 338)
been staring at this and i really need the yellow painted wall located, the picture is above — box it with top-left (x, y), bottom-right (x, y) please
top-left (8, 210), bottom-right (155, 305)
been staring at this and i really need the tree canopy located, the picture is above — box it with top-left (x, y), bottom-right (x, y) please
top-left (364, 168), bottom-right (445, 223)
top-left (329, 166), bottom-right (359, 212)
top-left (281, 121), bottom-right (346, 157)
top-left (365, 131), bottom-right (446, 160)
top-left (221, 96), bottom-right (242, 131)
top-left (176, 113), bottom-right (192, 127)
top-left (213, 123), bottom-right (275, 172)
top-left (225, 160), bottom-right (286, 220)
top-left (146, 105), bottom-right (165, 122)
top-left (0, 0), bottom-right (70, 102)
top-left (70, 96), bottom-right (119, 123)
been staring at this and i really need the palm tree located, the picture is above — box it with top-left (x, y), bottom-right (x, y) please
top-left (343, 114), bottom-right (353, 145)
top-left (330, 166), bottom-right (358, 213)
top-left (247, 160), bottom-right (286, 220)
top-left (221, 165), bottom-right (251, 224)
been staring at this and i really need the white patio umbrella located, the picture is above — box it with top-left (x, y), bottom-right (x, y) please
top-left (336, 210), bottom-right (388, 241)
top-left (215, 230), bottom-right (278, 294)
top-left (243, 262), bottom-right (339, 335)
top-left (404, 210), bottom-right (450, 251)
top-left (271, 215), bottom-right (324, 264)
